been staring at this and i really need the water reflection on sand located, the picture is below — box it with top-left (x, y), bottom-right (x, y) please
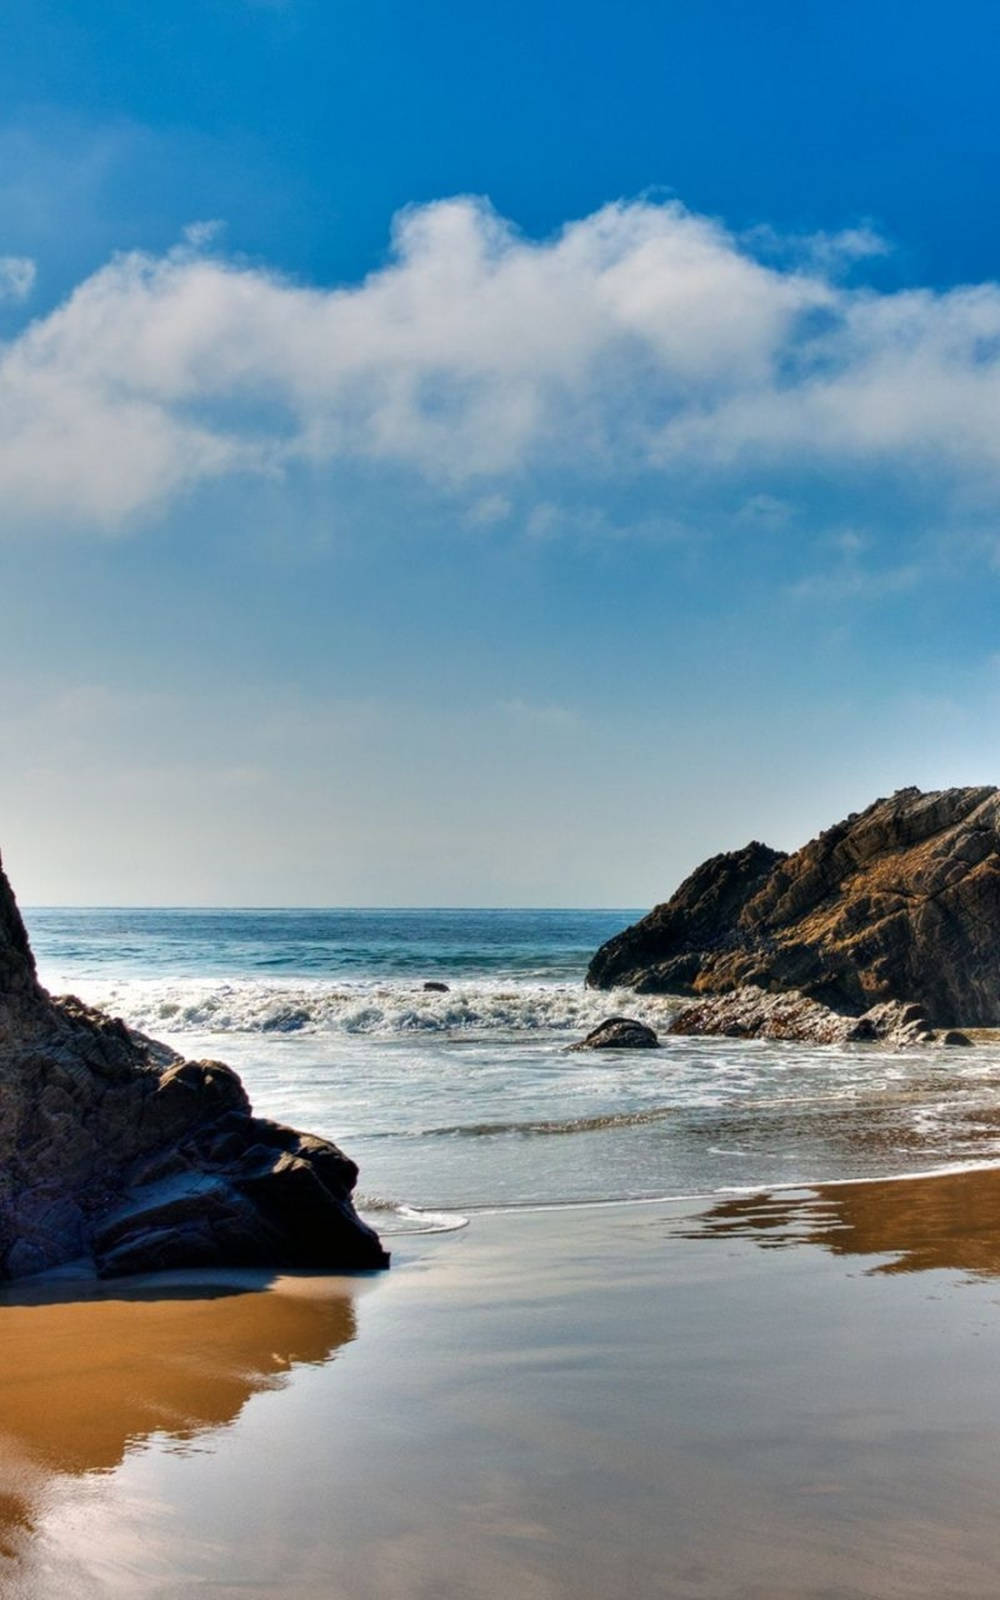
top-left (682, 1164), bottom-right (1000, 1276)
top-left (0, 1272), bottom-right (360, 1582)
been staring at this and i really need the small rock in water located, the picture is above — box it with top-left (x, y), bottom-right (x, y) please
top-left (572, 1016), bottom-right (660, 1050)
top-left (423, 981), bottom-right (450, 993)
top-left (941, 1029), bottom-right (973, 1046)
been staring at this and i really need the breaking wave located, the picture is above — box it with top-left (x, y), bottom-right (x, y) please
top-left (54, 975), bottom-right (679, 1039)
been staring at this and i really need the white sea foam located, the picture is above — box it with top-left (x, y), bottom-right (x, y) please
top-left (356, 1197), bottom-right (469, 1234)
top-left (50, 974), bottom-right (679, 1039)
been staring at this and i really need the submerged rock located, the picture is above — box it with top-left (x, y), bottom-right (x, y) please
top-left (423, 981), bottom-right (450, 992)
top-left (571, 1016), bottom-right (660, 1050)
top-left (588, 787), bottom-right (1000, 1028)
top-left (0, 851), bottom-right (388, 1280)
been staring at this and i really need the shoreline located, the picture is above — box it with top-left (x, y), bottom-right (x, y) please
top-left (358, 1151), bottom-right (1000, 1236)
top-left (7, 1165), bottom-right (1000, 1596)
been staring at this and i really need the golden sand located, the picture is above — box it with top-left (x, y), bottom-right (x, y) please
top-left (5, 1170), bottom-right (1000, 1596)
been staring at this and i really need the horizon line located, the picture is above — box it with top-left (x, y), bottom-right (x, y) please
top-left (20, 902), bottom-right (647, 913)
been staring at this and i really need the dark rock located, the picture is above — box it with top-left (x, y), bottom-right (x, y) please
top-left (571, 1016), bottom-right (660, 1050)
top-left (423, 981), bottom-right (450, 992)
top-left (0, 849), bottom-right (388, 1280)
top-left (941, 1029), bottom-right (973, 1047)
top-left (588, 787), bottom-right (1000, 1027)
top-left (588, 841), bottom-right (785, 997)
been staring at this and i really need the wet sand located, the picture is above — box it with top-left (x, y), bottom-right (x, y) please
top-left (7, 1171), bottom-right (1000, 1597)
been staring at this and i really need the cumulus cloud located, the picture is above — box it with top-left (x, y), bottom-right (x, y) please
top-left (2, 195), bottom-right (1000, 530)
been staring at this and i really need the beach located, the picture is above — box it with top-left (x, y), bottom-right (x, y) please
top-left (9, 905), bottom-right (1000, 1597)
top-left (6, 1169), bottom-right (1000, 1597)
top-left (5, 2), bottom-right (999, 1588)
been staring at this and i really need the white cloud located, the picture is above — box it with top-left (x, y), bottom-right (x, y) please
top-left (785, 527), bottom-right (925, 601)
top-left (743, 221), bottom-right (889, 275)
top-left (521, 499), bottom-right (692, 543)
top-left (2, 195), bottom-right (1000, 530)
top-left (465, 492), bottom-right (511, 526)
top-left (815, 224), bottom-right (890, 263)
top-left (181, 219), bottom-right (226, 249)
top-left (786, 562), bottom-right (923, 602)
top-left (0, 256), bottom-right (35, 301)
top-left (735, 493), bottom-right (794, 527)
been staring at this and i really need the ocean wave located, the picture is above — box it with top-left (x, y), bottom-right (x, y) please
top-left (51, 975), bottom-right (679, 1039)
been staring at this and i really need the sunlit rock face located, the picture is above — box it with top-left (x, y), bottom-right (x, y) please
top-left (0, 851), bottom-right (388, 1280)
top-left (664, 988), bottom-right (971, 1048)
top-left (588, 787), bottom-right (1000, 1027)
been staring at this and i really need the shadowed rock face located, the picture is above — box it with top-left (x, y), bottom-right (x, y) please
top-left (0, 852), bottom-right (388, 1280)
top-left (587, 787), bottom-right (1000, 1027)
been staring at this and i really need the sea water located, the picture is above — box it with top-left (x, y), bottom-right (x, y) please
top-left (23, 907), bottom-right (1000, 1233)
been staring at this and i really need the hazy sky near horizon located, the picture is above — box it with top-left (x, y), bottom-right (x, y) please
top-left (4, 0), bottom-right (1000, 905)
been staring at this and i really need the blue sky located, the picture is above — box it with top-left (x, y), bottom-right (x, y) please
top-left (3, 0), bottom-right (1000, 904)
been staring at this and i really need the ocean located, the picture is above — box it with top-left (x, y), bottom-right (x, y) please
top-left (23, 906), bottom-right (1000, 1235)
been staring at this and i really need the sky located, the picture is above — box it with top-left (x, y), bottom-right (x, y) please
top-left (3, 0), bottom-right (1000, 905)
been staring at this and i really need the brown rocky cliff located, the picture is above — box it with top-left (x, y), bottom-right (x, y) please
top-left (587, 786), bottom-right (1000, 1026)
top-left (0, 849), bottom-right (388, 1280)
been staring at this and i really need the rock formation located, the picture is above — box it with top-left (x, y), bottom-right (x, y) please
top-left (571, 1017), bottom-right (660, 1050)
top-left (666, 988), bottom-right (970, 1047)
top-left (0, 851), bottom-right (388, 1280)
top-left (588, 787), bottom-right (1000, 1028)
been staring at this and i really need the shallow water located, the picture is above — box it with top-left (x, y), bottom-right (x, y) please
top-left (24, 907), bottom-right (1000, 1222)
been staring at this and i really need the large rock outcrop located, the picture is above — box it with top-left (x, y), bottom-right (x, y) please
top-left (587, 787), bottom-right (1000, 1027)
top-left (0, 852), bottom-right (388, 1280)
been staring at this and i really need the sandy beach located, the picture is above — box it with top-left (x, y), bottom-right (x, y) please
top-left (3, 1168), bottom-right (1000, 1597)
